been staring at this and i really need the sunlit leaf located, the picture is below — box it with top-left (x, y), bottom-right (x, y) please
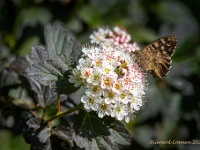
top-left (27, 46), bottom-right (48, 65)
top-left (44, 24), bottom-right (82, 63)
top-left (26, 24), bottom-right (82, 94)
top-left (73, 111), bottom-right (131, 150)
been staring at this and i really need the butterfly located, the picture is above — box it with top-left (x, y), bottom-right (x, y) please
top-left (133, 36), bottom-right (177, 79)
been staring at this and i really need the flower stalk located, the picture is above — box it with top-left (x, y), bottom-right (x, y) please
top-left (45, 103), bottom-right (83, 123)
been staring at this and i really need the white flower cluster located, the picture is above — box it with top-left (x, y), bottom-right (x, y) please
top-left (90, 26), bottom-right (140, 52)
top-left (69, 26), bottom-right (147, 122)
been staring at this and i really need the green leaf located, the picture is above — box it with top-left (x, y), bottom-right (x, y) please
top-left (23, 118), bottom-right (73, 150)
top-left (0, 69), bottom-right (21, 88)
top-left (26, 24), bottom-right (82, 94)
top-left (51, 126), bottom-right (74, 150)
top-left (23, 118), bottom-right (51, 150)
top-left (17, 36), bottom-right (39, 56)
top-left (19, 75), bottom-right (59, 108)
top-left (27, 59), bottom-right (78, 94)
top-left (26, 60), bottom-right (64, 87)
top-left (27, 45), bottom-right (48, 65)
top-left (18, 74), bottom-right (72, 108)
top-left (91, 0), bottom-right (118, 13)
top-left (73, 111), bottom-right (131, 150)
top-left (9, 86), bottom-right (35, 109)
top-left (79, 5), bottom-right (102, 27)
top-left (154, 1), bottom-right (195, 24)
top-left (8, 57), bottom-right (60, 108)
top-left (9, 57), bottom-right (30, 74)
top-left (19, 7), bottom-right (52, 26)
top-left (133, 125), bottom-right (153, 149)
top-left (6, 55), bottom-right (67, 107)
top-left (0, 130), bottom-right (30, 150)
top-left (44, 24), bottom-right (82, 63)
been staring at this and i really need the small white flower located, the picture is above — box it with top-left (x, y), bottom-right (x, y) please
top-left (112, 80), bottom-right (124, 94)
top-left (118, 91), bottom-right (130, 104)
top-left (69, 68), bottom-right (83, 87)
top-left (130, 97), bottom-right (143, 111)
top-left (103, 90), bottom-right (116, 104)
top-left (101, 75), bottom-right (114, 90)
top-left (101, 63), bottom-right (115, 75)
top-left (77, 58), bottom-right (92, 69)
top-left (90, 33), bottom-right (105, 44)
top-left (81, 68), bottom-right (93, 80)
top-left (97, 103), bottom-right (111, 118)
top-left (111, 103), bottom-right (128, 121)
top-left (125, 115), bottom-right (131, 123)
top-left (85, 84), bottom-right (103, 97)
top-left (124, 108), bottom-right (135, 123)
top-left (81, 94), bottom-right (101, 111)
top-left (87, 69), bottom-right (102, 85)
top-left (89, 27), bottom-right (110, 44)
top-left (92, 57), bottom-right (103, 68)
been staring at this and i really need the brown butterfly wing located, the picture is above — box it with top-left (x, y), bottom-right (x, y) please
top-left (133, 36), bottom-right (177, 79)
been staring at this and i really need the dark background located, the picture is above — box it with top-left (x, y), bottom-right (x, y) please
top-left (0, 0), bottom-right (200, 149)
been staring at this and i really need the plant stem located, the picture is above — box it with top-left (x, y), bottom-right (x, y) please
top-left (45, 103), bottom-right (82, 123)
top-left (42, 108), bottom-right (46, 120)
top-left (57, 94), bottom-right (61, 114)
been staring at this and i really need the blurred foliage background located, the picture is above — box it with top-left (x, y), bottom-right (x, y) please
top-left (1, 0), bottom-right (200, 149)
